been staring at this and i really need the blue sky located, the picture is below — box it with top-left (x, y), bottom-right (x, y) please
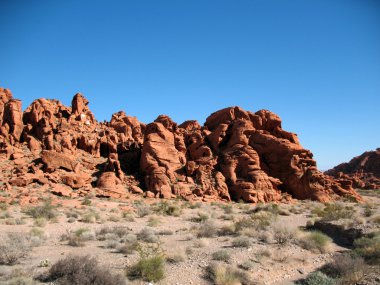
top-left (1, 0), bottom-right (379, 170)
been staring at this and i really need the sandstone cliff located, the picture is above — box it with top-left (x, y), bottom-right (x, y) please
top-left (0, 87), bottom-right (361, 204)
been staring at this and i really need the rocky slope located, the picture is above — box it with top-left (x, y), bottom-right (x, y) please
top-left (0, 87), bottom-right (361, 204)
top-left (326, 149), bottom-right (380, 190)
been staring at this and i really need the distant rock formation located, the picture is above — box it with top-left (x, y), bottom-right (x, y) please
top-left (0, 87), bottom-right (361, 204)
top-left (326, 149), bottom-right (380, 190)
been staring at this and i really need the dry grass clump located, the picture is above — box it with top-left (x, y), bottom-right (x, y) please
top-left (152, 201), bottom-right (182, 217)
top-left (137, 227), bottom-right (158, 243)
top-left (80, 209), bottom-right (101, 223)
top-left (232, 236), bottom-right (251, 248)
top-left (273, 226), bottom-right (296, 245)
top-left (205, 262), bottom-right (250, 285)
top-left (25, 200), bottom-right (58, 221)
top-left (193, 238), bottom-right (210, 248)
top-left (212, 250), bottom-right (231, 262)
top-left (96, 226), bottom-right (129, 240)
top-left (166, 249), bottom-right (186, 263)
top-left (61, 228), bottom-right (94, 247)
top-left (147, 215), bottom-right (161, 227)
top-left (191, 212), bottom-right (209, 223)
top-left (298, 231), bottom-right (332, 253)
top-left (197, 220), bottom-right (218, 238)
top-left (321, 253), bottom-right (366, 284)
top-left (239, 260), bottom-right (256, 271)
top-left (117, 234), bottom-right (139, 255)
top-left (234, 211), bottom-right (275, 233)
top-left (218, 223), bottom-right (237, 236)
top-left (135, 203), bottom-right (151, 217)
top-left (39, 255), bottom-right (125, 285)
top-left (0, 233), bottom-right (31, 265)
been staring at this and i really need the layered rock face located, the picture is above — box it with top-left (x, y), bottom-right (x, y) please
top-left (0, 88), bottom-right (361, 204)
top-left (326, 149), bottom-right (380, 190)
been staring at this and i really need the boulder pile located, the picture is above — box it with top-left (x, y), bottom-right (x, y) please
top-left (0, 87), bottom-right (361, 204)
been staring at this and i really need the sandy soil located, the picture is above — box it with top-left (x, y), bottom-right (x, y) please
top-left (0, 191), bottom-right (379, 285)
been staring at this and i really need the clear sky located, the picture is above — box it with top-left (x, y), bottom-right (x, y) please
top-left (1, 0), bottom-right (379, 170)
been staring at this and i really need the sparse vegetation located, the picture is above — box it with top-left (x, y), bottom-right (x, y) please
top-left (205, 262), bottom-right (250, 285)
top-left (126, 243), bottom-right (165, 282)
top-left (273, 226), bottom-right (296, 245)
top-left (312, 202), bottom-right (355, 221)
top-left (25, 199), bottom-right (58, 221)
top-left (298, 231), bottom-right (332, 253)
top-left (212, 250), bottom-right (231, 262)
top-left (197, 220), bottom-right (218, 238)
top-left (353, 232), bottom-right (380, 264)
top-left (297, 271), bottom-right (335, 285)
top-left (0, 233), bottom-right (31, 265)
top-left (232, 236), bottom-right (251, 248)
top-left (39, 255), bottom-right (125, 285)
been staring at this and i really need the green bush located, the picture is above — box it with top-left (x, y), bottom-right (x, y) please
top-left (298, 271), bottom-right (335, 285)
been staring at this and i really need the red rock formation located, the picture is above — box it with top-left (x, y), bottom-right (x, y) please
top-left (0, 87), bottom-right (362, 204)
top-left (326, 149), bottom-right (380, 190)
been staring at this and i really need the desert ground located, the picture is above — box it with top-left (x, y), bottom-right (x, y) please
top-left (0, 190), bottom-right (379, 285)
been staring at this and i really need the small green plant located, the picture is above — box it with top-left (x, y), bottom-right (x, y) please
top-left (126, 243), bottom-right (165, 282)
top-left (152, 201), bottom-right (182, 216)
top-left (297, 271), bottom-right (335, 285)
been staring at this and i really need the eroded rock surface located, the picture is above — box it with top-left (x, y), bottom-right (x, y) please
top-left (0, 87), bottom-right (361, 204)
top-left (326, 148), bottom-right (380, 190)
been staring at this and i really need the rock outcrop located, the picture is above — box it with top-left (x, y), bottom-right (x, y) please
top-left (0, 87), bottom-right (362, 204)
top-left (326, 149), bottom-right (380, 190)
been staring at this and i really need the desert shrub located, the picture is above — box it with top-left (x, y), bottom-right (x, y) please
top-left (312, 202), bottom-right (355, 221)
top-left (273, 226), bottom-right (296, 245)
top-left (297, 271), bottom-right (335, 285)
top-left (212, 250), bottom-right (231, 262)
top-left (218, 224), bottom-right (237, 236)
top-left (321, 253), bottom-right (365, 283)
top-left (235, 211), bottom-right (275, 233)
top-left (191, 212), bottom-right (209, 223)
top-left (126, 243), bottom-right (165, 282)
top-left (96, 226), bottom-right (128, 240)
top-left (298, 231), bottom-right (332, 253)
top-left (33, 217), bottom-right (47, 227)
top-left (25, 200), bottom-right (57, 221)
top-left (205, 262), bottom-right (250, 285)
top-left (61, 228), bottom-right (94, 247)
top-left (353, 232), bottom-right (380, 264)
top-left (239, 260), bottom-right (256, 271)
top-left (157, 229), bottom-right (174, 236)
top-left (189, 202), bottom-right (202, 209)
top-left (152, 201), bottom-right (182, 216)
top-left (122, 212), bottom-right (135, 221)
top-left (117, 234), bottom-right (139, 254)
top-left (80, 209), bottom-right (100, 223)
top-left (137, 227), bottom-right (158, 243)
top-left (147, 216), bottom-right (161, 227)
top-left (221, 204), bottom-right (234, 214)
top-left (232, 236), bottom-right (251, 248)
top-left (81, 197), bottom-right (92, 206)
top-left (40, 255), bottom-right (125, 285)
top-left (371, 215), bottom-right (380, 224)
top-left (135, 204), bottom-right (151, 217)
top-left (197, 220), bottom-right (218, 238)
top-left (0, 233), bottom-right (31, 265)
top-left (108, 214), bottom-right (120, 222)
top-left (166, 250), bottom-right (186, 263)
